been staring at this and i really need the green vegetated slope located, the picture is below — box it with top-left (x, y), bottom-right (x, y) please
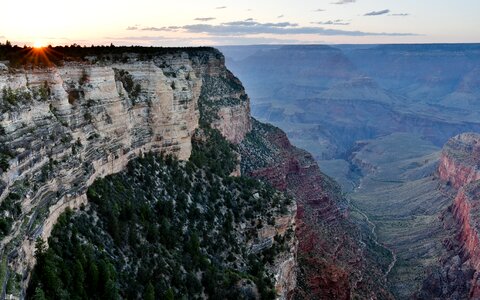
top-left (347, 133), bottom-right (453, 299)
top-left (27, 128), bottom-right (293, 300)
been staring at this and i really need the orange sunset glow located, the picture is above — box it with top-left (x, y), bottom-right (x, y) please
top-left (33, 41), bottom-right (44, 49)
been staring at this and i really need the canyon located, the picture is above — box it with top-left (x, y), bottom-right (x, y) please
top-left (220, 44), bottom-right (480, 161)
top-left (221, 44), bottom-right (480, 299)
top-left (0, 43), bottom-right (480, 299)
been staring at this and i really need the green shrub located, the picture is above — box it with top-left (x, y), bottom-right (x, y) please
top-left (0, 154), bottom-right (10, 171)
top-left (29, 138), bottom-right (283, 299)
top-left (114, 69), bottom-right (141, 101)
top-left (38, 82), bottom-right (50, 101)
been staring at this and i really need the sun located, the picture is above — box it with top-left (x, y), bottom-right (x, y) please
top-left (33, 41), bottom-right (44, 49)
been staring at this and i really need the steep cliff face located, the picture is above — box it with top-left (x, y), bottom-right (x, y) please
top-left (451, 185), bottom-right (480, 271)
top-left (439, 134), bottom-right (480, 278)
top-left (239, 119), bottom-right (393, 299)
top-left (0, 48), bottom-right (262, 297)
top-left (196, 53), bottom-right (252, 143)
top-left (418, 133), bottom-right (480, 299)
top-left (438, 133), bottom-right (480, 189)
top-left (444, 134), bottom-right (480, 299)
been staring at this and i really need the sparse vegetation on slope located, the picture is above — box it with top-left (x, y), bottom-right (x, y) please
top-left (27, 127), bottom-right (293, 300)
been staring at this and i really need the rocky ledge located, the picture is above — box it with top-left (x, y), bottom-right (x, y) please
top-left (438, 132), bottom-right (480, 189)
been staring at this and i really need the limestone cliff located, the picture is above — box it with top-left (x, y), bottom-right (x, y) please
top-left (0, 48), bottom-right (262, 298)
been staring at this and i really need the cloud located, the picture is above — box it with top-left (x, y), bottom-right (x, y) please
top-left (364, 9), bottom-right (390, 16)
top-left (244, 18), bottom-right (254, 21)
top-left (133, 20), bottom-right (418, 37)
top-left (206, 36), bottom-right (307, 45)
top-left (194, 17), bottom-right (216, 22)
top-left (173, 22), bottom-right (417, 37)
top-left (140, 26), bottom-right (180, 31)
top-left (314, 9), bottom-right (325, 12)
top-left (278, 15), bottom-right (284, 18)
top-left (105, 35), bottom-right (171, 41)
top-left (221, 21), bottom-right (298, 27)
top-left (314, 20), bottom-right (350, 26)
top-left (126, 26), bottom-right (138, 30)
top-left (216, 6), bottom-right (227, 9)
top-left (104, 35), bottom-right (308, 46)
top-left (140, 27), bottom-right (164, 31)
top-left (331, 0), bottom-right (355, 4)
top-left (389, 13), bottom-right (409, 17)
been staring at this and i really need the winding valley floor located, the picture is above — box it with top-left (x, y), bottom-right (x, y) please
top-left (322, 133), bottom-right (453, 298)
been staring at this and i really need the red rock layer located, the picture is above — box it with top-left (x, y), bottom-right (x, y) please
top-left (241, 123), bottom-right (392, 299)
top-left (452, 189), bottom-right (480, 269)
top-left (438, 154), bottom-right (480, 190)
top-left (437, 133), bottom-right (480, 299)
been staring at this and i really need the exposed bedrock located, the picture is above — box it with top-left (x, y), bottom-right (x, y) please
top-left (419, 133), bottom-right (480, 299)
top-left (0, 49), bottom-right (261, 297)
top-left (239, 119), bottom-right (393, 299)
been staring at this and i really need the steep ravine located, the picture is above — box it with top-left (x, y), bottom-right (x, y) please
top-left (239, 119), bottom-right (394, 299)
top-left (343, 133), bottom-right (452, 299)
top-left (351, 204), bottom-right (398, 281)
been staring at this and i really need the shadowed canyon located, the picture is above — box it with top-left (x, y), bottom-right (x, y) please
top-left (221, 44), bottom-right (480, 299)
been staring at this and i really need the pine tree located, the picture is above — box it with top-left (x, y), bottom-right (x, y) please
top-left (144, 282), bottom-right (155, 300)
top-left (165, 288), bottom-right (174, 300)
top-left (34, 238), bottom-right (47, 261)
top-left (33, 286), bottom-right (46, 300)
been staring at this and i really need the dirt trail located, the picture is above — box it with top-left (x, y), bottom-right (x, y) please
top-left (352, 204), bottom-right (397, 281)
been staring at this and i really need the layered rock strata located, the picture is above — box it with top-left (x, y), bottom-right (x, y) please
top-left (0, 48), bottom-right (259, 297)
top-left (419, 133), bottom-right (480, 299)
top-left (239, 119), bottom-right (393, 299)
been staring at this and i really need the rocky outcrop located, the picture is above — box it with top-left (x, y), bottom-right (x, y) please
top-left (0, 48), bottom-right (258, 297)
top-left (196, 53), bottom-right (252, 143)
top-left (446, 134), bottom-right (480, 299)
top-left (250, 203), bottom-right (297, 300)
top-left (452, 185), bottom-right (480, 270)
top-left (239, 119), bottom-right (393, 299)
top-left (439, 134), bottom-right (480, 278)
top-left (438, 133), bottom-right (480, 189)
top-left (213, 101), bottom-right (251, 144)
top-left (422, 133), bottom-right (480, 299)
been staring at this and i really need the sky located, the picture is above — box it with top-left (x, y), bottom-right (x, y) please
top-left (1, 0), bottom-right (479, 46)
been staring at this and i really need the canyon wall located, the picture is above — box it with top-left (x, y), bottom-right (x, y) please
top-left (239, 119), bottom-right (392, 299)
top-left (0, 49), bottom-right (263, 297)
top-left (439, 133), bottom-right (480, 189)
top-left (421, 133), bottom-right (480, 299)
top-left (444, 133), bottom-right (480, 299)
